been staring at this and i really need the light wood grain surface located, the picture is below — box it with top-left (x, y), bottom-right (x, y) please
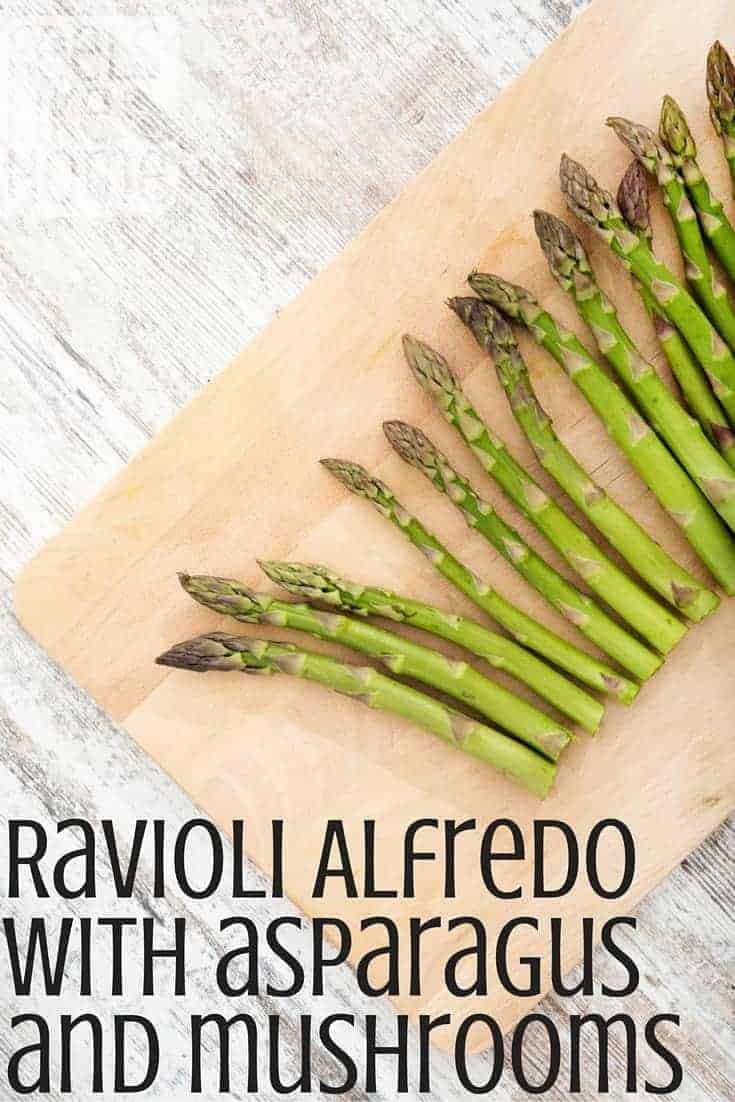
top-left (2, 0), bottom-right (733, 1098)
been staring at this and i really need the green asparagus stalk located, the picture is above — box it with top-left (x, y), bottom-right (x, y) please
top-left (321, 458), bottom-right (639, 702)
top-left (560, 153), bottom-right (735, 424)
top-left (607, 115), bottom-right (735, 353)
top-left (259, 559), bottom-right (604, 733)
top-left (383, 419), bottom-right (662, 680)
top-left (550, 185), bottom-right (735, 534)
top-left (707, 40), bottom-right (735, 195)
top-left (401, 337), bottom-right (683, 658)
top-left (468, 268), bottom-right (735, 595)
top-left (660, 94), bottom-right (735, 286)
top-left (178, 572), bottom-right (570, 759)
top-left (450, 295), bottom-right (715, 622)
top-left (616, 159), bottom-right (735, 467)
top-left (156, 633), bottom-right (557, 798)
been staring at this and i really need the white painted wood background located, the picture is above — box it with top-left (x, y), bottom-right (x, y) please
top-left (1, 1), bottom-right (733, 1097)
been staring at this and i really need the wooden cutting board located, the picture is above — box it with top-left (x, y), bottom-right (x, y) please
top-left (15, 0), bottom-right (735, 1052)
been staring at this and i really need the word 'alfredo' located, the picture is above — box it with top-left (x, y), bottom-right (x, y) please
top-left (4, 816), bottom-right (635, 900)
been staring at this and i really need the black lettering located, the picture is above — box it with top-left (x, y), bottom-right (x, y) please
top-left (496, 917), bottom-right (540, 997)
top-left (645, 1014), bottom-right (683, 1094)
top-left (8, 1015), bottom-right (50, 1094)
top-left (408, 916), bottom-right (442, 996)
top-left (114, 1016), bottom-right (160, 1092)
top-left (587, 819), bottom-right (635, 899)
top-left (364, 821), bottom-right (397, 898)
top-left (99, 918), bottom-right (136, 996)
top-left (445, 917), bottom-right (487, 996)
top-left (269, 1014), bottom-right (310, 1094)
top-left (319, 1015), bottom-right (357, 1094)
top-left (3, 917), bottom-right (72, 995)
top-left (356, 917), bottom-right (398, 996)
top-left (265, 917), bottom-right (305, 997)
top-left (454, 1014), bottom-right (503, 1093)
top-left (102, 819), bottom-right (146, 897)
top-left (174, 819), bottom-right (223, 898)
top-left (418, 1014), bottom-right (449, 1091)
top-left (534, 820), bottom-right (579, 897)
top-left (569, 1013), bottom-right (636, 1093)
top-left (217, 916), bottom-right (258, 997)
top-left (190, 1014), bottom-right (258, 1093)
top-left (313, 822), bottom-right (357, 898)
top-left (55, 820), bottom-right (96, 898)
top-left (601, 916), bottom-right (639, 996)
top-left (551, 916), bottom-right (594, 996)
top-left (365, 1014), bottom-right (409, 1093)
top-left (8, 822), bottom-right (48, 898)
top-left (403, 819), bottom-right (438, 897)
top-left (512, 1014), bottom-right (561, 1094)
top-left (143, 916), bottom-right (186, 995)
top-left (443, 819), bottom-right (475, 898)
top-left (60, 1014), bottom-right (103, 1093)
top-left (481, 819), bottom-right (524, 898)
top-left (312, 919), bottom-right (351, 996)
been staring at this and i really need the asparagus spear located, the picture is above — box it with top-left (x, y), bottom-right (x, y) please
top-left (178, 572), bottom-right (570, 759)
top-left (607, 115), bottom-right (735, 353)
top-left (401, 337), bottom-right (683, 657)
top-left (660, 94), bottom-right (735, 286)
top-left (616, 158), bottom-right (735, 466)
top-left (468, 268), bottom-right (735, 595)
top-left (383, 419), bottom-right (662, 680)
top-left (559, 153), bottom-right (735, 424)
top-left (707, 40), bottom-right (735, 194)
top-left (536, 205), bottom-right (735, 536)
top-left (157, 633), bottom-right (557, 797)
top-left (450, 295), bottom-right (716, 622)
top-left (259, 559), bottom-right (604, 733)
top-left (321, 458), bottom-right (638, 702)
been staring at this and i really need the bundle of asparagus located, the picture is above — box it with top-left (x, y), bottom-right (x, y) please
top-left (467, 269), bottom-right (735, 593)
top-left (319, 458), bottom-right (637, 702)
top-left (259, 560), bottom-right (605, 733)
top-left (399, 336), bottom-right (684, 659)
top-left (178, 571), bottom-right (571, 760)
top-left (156, 634), bottom-right (557, 799)
top-left (607, 115), bottom-right (735, 351)
top-left (158, 37), bottom-right (735, 799)
top-left (449, 295), bottom-right (718, 620)
top-left (559, 153), bottom-right (735, 426)
top-left (536, 204), bottom-right (735, 534)
top-left (616, 158), bottom-right (735, 464)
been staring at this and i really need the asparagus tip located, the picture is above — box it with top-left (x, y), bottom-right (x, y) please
top-left (321, 457), bottom-right (390, 501)
top-left (259, 558), bottom-right (305, 588)
top-left (447, 294), bottom-right (487, 333)
top-left (559, 154), bottom-right (613, 229)
top-left (659, 94), bottom-right (696, 160)
top-left (534, 209), bottom-right (590, 287)
top-left (402, 333), bottom-right (460, 395)
top-left (320, 456), bottom-right (358, 477)
top-left (156, 632), bottom-right (247, 672)
top-left (468, 272), bottom-right (534, 319)
top-left (606, 115), bottom-right (671, 172)
top-left (383, 420), bottom-right (437, 470)
top-left (455, 294), bottom-right (517, 355)
top-left (401, 333), bottom-right (423, 360)
top-left (616, 159), bottom-right (651, 236)
top-left (707, 40), bottom-right (735, 132)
